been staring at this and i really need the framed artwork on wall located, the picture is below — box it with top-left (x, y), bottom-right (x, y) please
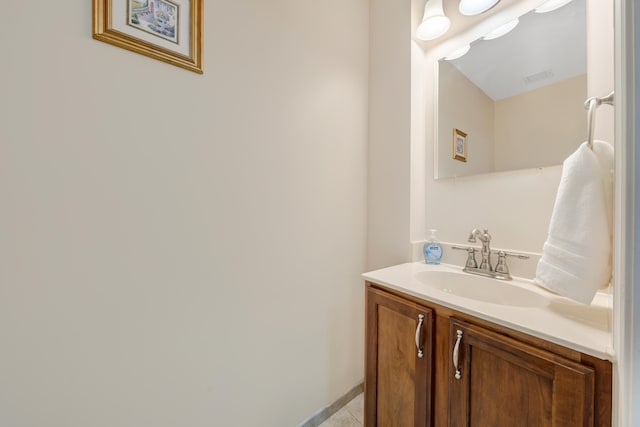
top-left (93, 0), bottom-right (203, 74)
top-left (453, 128), bottom-right (467, 162)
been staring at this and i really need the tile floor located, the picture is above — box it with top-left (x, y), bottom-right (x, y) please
top-left (318, 393), bottom-right (363, 427)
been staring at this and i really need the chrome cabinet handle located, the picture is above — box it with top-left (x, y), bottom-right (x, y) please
top-left (453, 329), bottom-right (463, 379)
top-left (415, 314), bottom-right (424, 358)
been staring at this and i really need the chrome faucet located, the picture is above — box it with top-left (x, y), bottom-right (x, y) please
top-left (468, 228), bottom-right (492, 271)
top-left (452, 228), bottom-right (530, 281)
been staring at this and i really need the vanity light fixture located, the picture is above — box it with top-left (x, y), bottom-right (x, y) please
top-left (482, 18), bottom-right (519, 40)
top-left (535, 0), bottom-right (572, 13)
top-left (458, 0), bottom-right (500, 16)
top-left (444, 44), bottom-right (471, 60)
top-left (416, 0), bottom-right (451, 41)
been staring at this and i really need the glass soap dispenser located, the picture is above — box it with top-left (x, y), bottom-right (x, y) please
top-left (424, 229), bottom-right (443, 265)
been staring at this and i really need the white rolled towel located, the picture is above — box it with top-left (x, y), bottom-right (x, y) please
top-left (534, 140), bottom-right (614, 304)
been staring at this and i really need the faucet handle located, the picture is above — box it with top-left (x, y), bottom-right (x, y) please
top-left (452, 246), bottom-right (478, 269)
top-left (494, 251), bottom-right (510, 277)
top-left (493, 250), bottom-right (530, 280)
top-left (494, 250), bottom-right (530, 260)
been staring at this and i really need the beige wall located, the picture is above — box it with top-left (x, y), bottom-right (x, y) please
top-left (367, 0), bottom-right (412, 269)
top-left (437, 61), bottom-right (495, 178)
top-left (494, 74), bottom-right (587, 172)
top-left (0, 1), bottom-right (368, 426)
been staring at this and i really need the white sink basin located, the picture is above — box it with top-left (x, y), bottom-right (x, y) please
top-left (414, 270), bottom-right (549, 308)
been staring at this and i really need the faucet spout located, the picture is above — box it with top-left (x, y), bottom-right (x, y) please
top-left (468, 228), bottom-right (492, 271)
top-left (468, 228), bottom-right (491, 244)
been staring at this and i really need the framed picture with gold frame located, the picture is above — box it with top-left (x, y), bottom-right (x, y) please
top-left (93, 0), bottom-right (203, 74)
top-left (453, 128), bottom-right (467, 162)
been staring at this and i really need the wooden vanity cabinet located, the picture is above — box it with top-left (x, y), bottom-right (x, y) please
top-left (364, 283), bottom-right (612, 427)
top-left (449, 319), bottom-right (595, 427)
top-left (365, 286), bottom-right (434, 427)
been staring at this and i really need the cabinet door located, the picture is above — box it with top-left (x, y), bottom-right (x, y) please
top-left (365, 287), bottom-right (433, 427)
top-left (448, 319), bottom-right (595, 427)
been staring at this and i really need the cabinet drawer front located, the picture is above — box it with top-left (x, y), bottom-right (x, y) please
top-left (365, 287), bottom-right (433, 427)
top-left (449, 319), bottom-right (595, 427)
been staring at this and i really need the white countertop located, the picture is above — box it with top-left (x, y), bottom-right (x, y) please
top-left (363, 262), bottom-right (614, 361)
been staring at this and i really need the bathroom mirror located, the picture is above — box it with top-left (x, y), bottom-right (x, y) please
top-left (435, 0), bottom-right (587, 179)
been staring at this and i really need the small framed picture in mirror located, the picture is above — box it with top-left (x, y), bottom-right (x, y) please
top-left (453, 128), bottom-right (467, 162)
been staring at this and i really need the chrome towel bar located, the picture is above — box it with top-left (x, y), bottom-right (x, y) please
top-left (584, 91), bottom-right (614, 150)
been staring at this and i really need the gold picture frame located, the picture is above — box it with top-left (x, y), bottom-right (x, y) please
top-left (453, 128), bottom-right (467, 162)
top-left (93, 0), bottom-right (203, 74)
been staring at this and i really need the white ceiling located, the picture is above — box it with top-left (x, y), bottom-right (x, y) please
top-left (447, 0), bottom-right (586, 101)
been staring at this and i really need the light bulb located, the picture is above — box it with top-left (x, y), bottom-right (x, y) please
top-left (459, 0), bottom-right (500, 16)
top-left (416, 0), bottom-right (451, 41)
top-left (416, 16), bottom-right (451, 41)
top-left (535, 0), bottom-right (572, 13)
top-left (444, 45), bottom-right (471, 60)
top-left (482, 18), bottom-right (519, 40)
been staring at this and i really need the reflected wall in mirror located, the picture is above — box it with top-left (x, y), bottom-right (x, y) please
top-left (435, 0), bottom-right (587, 179)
